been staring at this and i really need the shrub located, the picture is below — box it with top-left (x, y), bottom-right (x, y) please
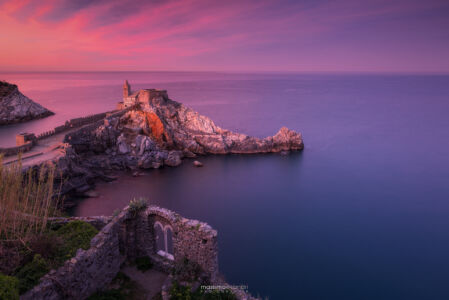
top-left (0, 273), bottom-right (19, 300)
top-left (28, 233), bottom-right (63, 261)
top-left (128, 197), bottom-right (148, 216)
top-left (55, 221), bottom-right (99, 262)
top-left (201, 289), bottom-right (237, 300)
top-left (15, 254), bottom-right (49, 294)
top-left (169, 281), bottom-right (192, 300)
top-left (135, 256), bottom-right (153, 272)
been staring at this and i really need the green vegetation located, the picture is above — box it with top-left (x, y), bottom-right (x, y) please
top-left (128, 197), bottom-right (148, 216)
top-left (135, 256), bottom-right (153, 272)
top-left (55, 220), bottom-right (98, 262)
top-left (0, 273), bottom-right (19, 300)
top-left (0, 221), bottom-right (98, 295)
top-left (87, 272), bottom-right (140, 300)
top-left (15, 254), bottom-right (49, 294)
top-left (0, 158), bottom-right (99, 295)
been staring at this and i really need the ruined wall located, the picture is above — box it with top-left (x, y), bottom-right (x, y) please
top-left (21, 206), bottom-right (219, 300)
top-left (130, 206), bottom-right (219, 281)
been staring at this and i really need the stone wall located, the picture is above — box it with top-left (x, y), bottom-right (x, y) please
top-left (129, 206), bottom-right (219, 281)
top-left (21, 205), bottom-right (219, 300)
top-left (0, 141), bottom-right (34, 157)
top-left (1, 108), bottom-right (133, 158)
top-left (36, 111), bottom-right (114, 141)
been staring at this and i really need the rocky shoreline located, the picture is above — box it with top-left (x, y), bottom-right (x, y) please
top-left (0, 81), bottom-right (54, 125)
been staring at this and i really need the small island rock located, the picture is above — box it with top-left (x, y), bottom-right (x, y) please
top-left (193, 160), bottom-right (203, 167)
top-left (0, 81), bottom-right (53, 125)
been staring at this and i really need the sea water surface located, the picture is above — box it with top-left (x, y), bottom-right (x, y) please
top-left (1, 72), bottom-right (449, 299)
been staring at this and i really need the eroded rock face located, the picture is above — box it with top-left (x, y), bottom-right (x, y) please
top-left (118, 95), bottom-right (304, 155)
top-left (0, 81), bottom-right (53, 125)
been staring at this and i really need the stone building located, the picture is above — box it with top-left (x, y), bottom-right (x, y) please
top-left (16, 132), bottom-right (36, 146)
top-left (118, 80), bottom-right (168, 109)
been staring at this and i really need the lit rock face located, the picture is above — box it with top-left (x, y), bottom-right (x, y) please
top-left (0, 81), bottom-right (53, 125)
top-left (119, 95), bottom-right (304, 156)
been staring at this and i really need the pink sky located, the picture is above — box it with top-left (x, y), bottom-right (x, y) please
top-left (0, 0), bottom-right (448, 73)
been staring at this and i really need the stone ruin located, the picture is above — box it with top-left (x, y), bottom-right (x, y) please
top-left (22, 205), bottom-right (219, 300)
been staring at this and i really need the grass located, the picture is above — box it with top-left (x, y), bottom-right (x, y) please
top-left (128, 197), bottom-right (148, 216)
top-left (0, 156), bottom-right (61, 243)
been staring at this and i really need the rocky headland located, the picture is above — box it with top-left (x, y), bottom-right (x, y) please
top-left (26, 90), bottom-right (303, 199)
top-left (0, 80), bottom-right (53, 125)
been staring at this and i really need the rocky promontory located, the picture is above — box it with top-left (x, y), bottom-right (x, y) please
top-left (0, 81), bottom-right (53, 125)
top-left (53, 92), bottom-right (303, 197)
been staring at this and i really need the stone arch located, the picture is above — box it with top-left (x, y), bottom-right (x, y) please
top-left (154, 222), bottom-right (165, 254)
top-left (165, 225), bottom-right (174, 256)
top-left (151, 217), bottom-right (174, 260)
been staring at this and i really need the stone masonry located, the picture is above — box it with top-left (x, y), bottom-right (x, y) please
top-left (21, 206), bottom-right (219, 300)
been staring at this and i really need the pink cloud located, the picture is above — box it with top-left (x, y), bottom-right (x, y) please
top-left (0, 0), bottom-right (448, 72)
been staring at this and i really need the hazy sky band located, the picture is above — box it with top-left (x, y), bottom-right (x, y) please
top-left (0, 0), bottom-right (448, 72)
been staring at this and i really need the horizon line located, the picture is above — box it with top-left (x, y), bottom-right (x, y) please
top-left (1, 70), bottom-right (449, 76)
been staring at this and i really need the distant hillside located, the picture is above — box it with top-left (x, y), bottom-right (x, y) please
top-left (0, 81), bottom-right (53, 125)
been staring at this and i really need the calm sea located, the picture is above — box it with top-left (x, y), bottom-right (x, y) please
top-left (1, 72), bottom-right (449, 299)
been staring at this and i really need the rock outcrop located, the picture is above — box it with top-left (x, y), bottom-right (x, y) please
top-left (0, 81), bottom-right (53, 125)
top-left (54, 91), bottom-right (303, 198)
top-left (118, 95), bottom-right (304, 156)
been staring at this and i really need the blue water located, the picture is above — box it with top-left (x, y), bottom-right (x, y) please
top-left (1, 72), bottom-right (449, 299)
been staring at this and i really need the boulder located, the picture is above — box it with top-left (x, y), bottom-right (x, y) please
top-left (193, 160), bottom-right (203, 167)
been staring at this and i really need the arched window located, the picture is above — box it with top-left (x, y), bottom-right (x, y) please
top-left (166, 227), bottom-right (173, 256)
top-left (154, 222), bottom-right (165, 253)
top-left (154, 222), bottom-right (174, 260)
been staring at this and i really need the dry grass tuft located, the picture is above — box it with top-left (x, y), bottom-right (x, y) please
top-left (0, 155), bottom-right (61, 243)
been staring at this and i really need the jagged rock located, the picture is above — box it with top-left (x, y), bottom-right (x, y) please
top-left (117, 134), bottom-right (130, 154)
top-left (0, 81), bottom-right (53, 125)
top-left (118, 93), bottom-right (303, 155)
top-left (164, 150), bottom-right (183, 167)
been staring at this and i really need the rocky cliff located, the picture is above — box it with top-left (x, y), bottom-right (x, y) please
top-left (0, 81), bottom-right (53, 125)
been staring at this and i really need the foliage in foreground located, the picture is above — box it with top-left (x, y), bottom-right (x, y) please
top-left (1, 220), bottom-right (98, 295)
top-left (15, 254), bottom-right (49, 294)
top-left (0, 273), bottom-right (19, 300)
top-left (55, 220), bottom-right (99, 262)
top-left (0, 156), bottom-right (61, 242)
top-left (128, 197), bottom-right (148, 216)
